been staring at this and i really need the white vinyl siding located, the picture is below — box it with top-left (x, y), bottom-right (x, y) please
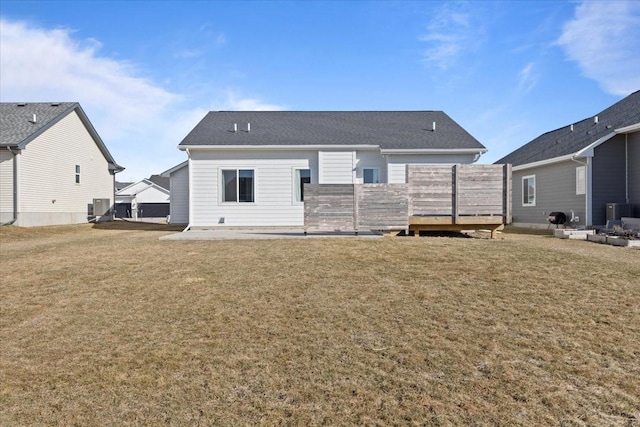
top-left (189, 150), bottom-right (317, 227)
top-left (169, 164), bottom-right (189, 224)
top-left (318, 151), bottom-right (354, 184)
top-left (15, 110), bottom-right (114, 226)
top-left (0, 150), bottom-right (14, 223)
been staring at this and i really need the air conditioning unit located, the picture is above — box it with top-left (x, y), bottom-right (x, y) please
top-left (606, 203), bottom-right (632, 221)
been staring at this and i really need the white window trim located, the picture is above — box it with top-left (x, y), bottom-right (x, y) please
top-left (220, 168), bottom-right (255, 204)
top-left (292, 167), bottom-right (311, 205)
top-left (522, 174), bottom-right (536, 207)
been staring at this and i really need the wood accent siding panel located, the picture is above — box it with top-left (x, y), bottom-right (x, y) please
top-left (457, 165), bottom-right (505, 216)
top-left (592, 136), bottom-right (628, 225)
top-left (407, 165), bottom-right (453, 215)
top-left (169, 165), bottom-right (189, 224)
top-left (0, 150), bottom-right (14, 222)
top-left (318, 151), bottom-right (354, 184)
top-left (356, 184), bottom-right (408, 229)
top-left (511, 161), bottom-right (586, 226)
top-left (304, 184), bottom-right (355, 231)
top-left (17, 111), bottom-right (113, 226)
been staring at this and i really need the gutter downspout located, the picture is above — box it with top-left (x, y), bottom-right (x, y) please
top-left (1, 148), bottom-right (19, 226)
top-left (571, 154), bottom-right (590, 227)
top-left (182, 148), bottom-right (192, 232)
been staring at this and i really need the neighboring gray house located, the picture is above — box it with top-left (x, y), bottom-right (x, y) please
top-left (0, 102), bottom-right (123, 227)
top-left (172, 111), bottom-right (487, 228)
top-left (496, 90), bottom-right (640, 228)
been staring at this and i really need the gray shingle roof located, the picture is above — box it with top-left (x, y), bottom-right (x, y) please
top-left (1, 102), bottom-right (78, 147)
top-left (148, 174), bottom-right (170, 190)
top-left (179, 111), bottom-right (486, 151)
top-left (0, 102), bottom-right (123, 171)
top-left (496, 90), bottom-right (640, 166)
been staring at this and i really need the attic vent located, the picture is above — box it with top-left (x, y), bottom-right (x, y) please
top-left (17, 103), bottom-right (26, 107)
top-left (594, 115), bottom-right (599, 124)
top-left (51, 103), bottom-right (60, 107)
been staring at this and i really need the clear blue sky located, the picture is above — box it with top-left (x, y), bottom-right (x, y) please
top-left (1, 1), bottom-right (639, 181)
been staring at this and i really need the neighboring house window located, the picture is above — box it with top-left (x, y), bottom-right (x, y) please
top-left (222, 169), bottom-right (254, 202)
top-left (522, 175), bottom-right (535, 206)
top-left (576, 166), bottom-right (586, 195)
top-left (363, 168), bottom-right (380, 184)
top-left (294, 169), bottom-right (311, 202)
top-left (75, 165), bottom-right (81, 184)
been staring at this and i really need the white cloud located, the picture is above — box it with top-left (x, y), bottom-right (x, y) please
top-left (218, 91), bottom-right (286, 111)
top-left (0, 18), bottom-right (283, 180)
top-left (419, 2), bottom-right (486, 70)
top-left (518, 62), bottom-right (538, 94)
top-left (557, 0), bottom-right (640, 96)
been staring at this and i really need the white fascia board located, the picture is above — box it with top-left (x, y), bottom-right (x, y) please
top-left (615, 122), bottom-right (640, 134)
top-left (512, 154), bottom-right (577, 171)
top-left (161, 160), bottom-right (188, 176)
top-left (380, 148), bottom-right (487, 155)
top-left (180, 144), bottom-right (380, 151)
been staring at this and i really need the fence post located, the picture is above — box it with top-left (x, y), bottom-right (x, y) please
top-left (453, 165), bottom-right (460, 224)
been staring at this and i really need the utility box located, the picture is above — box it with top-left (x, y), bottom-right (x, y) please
top-left (606, 203), bottom-right (632, 221)
top-left (93, 198), bottom-right (112, 221)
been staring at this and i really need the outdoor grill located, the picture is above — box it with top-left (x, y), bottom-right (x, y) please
top-left (548, 211), bottom-right (567, 225)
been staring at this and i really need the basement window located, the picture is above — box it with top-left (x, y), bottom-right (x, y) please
top-left (522, 175), bottom-right (535, 206)
top-left (75, 165), bottom-right (81, 184)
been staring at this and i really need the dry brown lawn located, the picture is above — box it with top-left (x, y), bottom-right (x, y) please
top-left (1, 222), bottom-right (639, 426)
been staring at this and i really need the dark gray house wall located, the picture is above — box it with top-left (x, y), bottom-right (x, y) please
top-left (512, 160), bottom-right (586, 227)
top-left (627, 132), bottom-right (640, 217)
top-left (592, 135), bottom-right (628, 226)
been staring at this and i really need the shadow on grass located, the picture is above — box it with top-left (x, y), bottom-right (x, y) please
top-left (91, 220), bottom-right (185, 232)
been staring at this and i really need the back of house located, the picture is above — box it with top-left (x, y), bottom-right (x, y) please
top-left (171, 110), bottom-right (487, 228)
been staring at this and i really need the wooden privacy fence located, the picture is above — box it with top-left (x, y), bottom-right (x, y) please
top-left (304, 164), bottom-right (512, 237)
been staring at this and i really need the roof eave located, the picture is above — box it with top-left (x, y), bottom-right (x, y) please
top-left (380, 148), bottom-right (487, 155)
top-left (179, 144), bottom-right (381, 151)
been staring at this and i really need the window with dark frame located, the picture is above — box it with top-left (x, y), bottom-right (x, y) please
top-left (363, 168), bottom-right (380, 184)
top-left (295, 169), bottom-right (311, 202)
top-left (75, 165), bottom-right (80, 184)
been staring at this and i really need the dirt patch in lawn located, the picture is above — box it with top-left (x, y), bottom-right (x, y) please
top-left (1, 222), bottom-right (638, 425)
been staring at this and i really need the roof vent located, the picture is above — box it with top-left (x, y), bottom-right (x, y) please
top-left (233, 123), bottom-right (238, 133)
top-left (51, 103), bottom-right (60, 107)
top-left (432, 121), bottom-right (436, 132)
top-left (17, 103), bottom-right (26, 107)
top-left (594, 115), bottom-right (599, 124)
top-left (247, 122), bottom-right (251, 133)
top-left (29, 114), bottom-right (37, 124)
top-left (570, 124), bottom-right (574, 132)
top-left (606, 124), bottom-right (612, 129)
